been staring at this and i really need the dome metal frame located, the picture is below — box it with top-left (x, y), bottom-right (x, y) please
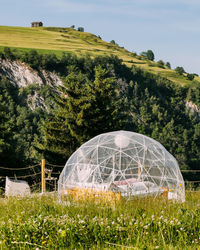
top-left (58, 131), bottom-right (185, 201)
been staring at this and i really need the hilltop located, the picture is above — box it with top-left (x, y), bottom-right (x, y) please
top-left (0, 25), bottom-right (199, 87)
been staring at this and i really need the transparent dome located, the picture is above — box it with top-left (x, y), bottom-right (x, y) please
top-left (58, 131), bottom-right (185, 201)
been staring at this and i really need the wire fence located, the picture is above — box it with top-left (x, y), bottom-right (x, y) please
top-left (0, 162), bottom-right (64, 193)
top-left (0, 163), bottom-right (200, 193)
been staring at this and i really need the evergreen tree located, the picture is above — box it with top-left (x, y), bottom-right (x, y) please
top-left (0, 96), bottom-right (9, 153)
top-left (41, 66), bottom-right (122, 162)
top-left (146, 50), bottom-right (155, 61)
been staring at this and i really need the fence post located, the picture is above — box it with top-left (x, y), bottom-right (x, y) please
top-left (41, 159), bottom-right (46, 193)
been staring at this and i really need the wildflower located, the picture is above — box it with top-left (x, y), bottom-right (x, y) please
top-left (60, 230), bottom-right (66, 237)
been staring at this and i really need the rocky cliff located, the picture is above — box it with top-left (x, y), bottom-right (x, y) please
top-left (0, 59), bottom-right (63, 110)
top-left (0, 59), bottom-right (62, 88)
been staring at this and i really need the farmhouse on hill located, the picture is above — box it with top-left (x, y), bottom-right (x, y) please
top-left (31, 22), bottom-right (43, 27)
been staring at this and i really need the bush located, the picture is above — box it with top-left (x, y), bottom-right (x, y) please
top-left (146, 50), bottom-right (155, 61)
top-left (110, 40), bottom-right (116, 45)
top-left (166, 62), bottom-right (171, 69)
top-left (3, 47), bottom-right (16, 60)
top-left (187, 73), bottom-right (195, 81)
top-left (175, 66), bottom-right (185, 75)
top-left (157, 60), bottom-right (165, 68)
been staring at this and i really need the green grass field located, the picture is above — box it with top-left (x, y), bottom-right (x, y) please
top-left (0, 192), bottom-right (200, 249)
top-left (0, 25), bottom-right (200, 87)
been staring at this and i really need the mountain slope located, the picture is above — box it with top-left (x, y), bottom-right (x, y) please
top-left (0, 26), bottom-right (200, 87)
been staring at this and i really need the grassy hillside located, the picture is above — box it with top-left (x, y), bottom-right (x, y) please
top-left (0, 25), bottom-right (199, 86)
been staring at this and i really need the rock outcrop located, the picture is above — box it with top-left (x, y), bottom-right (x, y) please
top-left (186, 100), bottom-right (200, 118)
top-left (0, 59), bottom-right (62, 88)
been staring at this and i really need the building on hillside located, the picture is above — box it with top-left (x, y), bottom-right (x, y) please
top-left (31, 22), bottom-right (43, 27)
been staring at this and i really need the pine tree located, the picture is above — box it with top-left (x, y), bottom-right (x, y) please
top-left (0, 97), bottom-right (8, 153)
top-left (41, 66), bottom-right (122, 162)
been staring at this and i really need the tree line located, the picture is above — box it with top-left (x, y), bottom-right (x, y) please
top-left (0, 48), bottom-right (200, 182)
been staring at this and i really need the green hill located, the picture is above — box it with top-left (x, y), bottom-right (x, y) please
top-left (0, 25), bottom-right (199, 86)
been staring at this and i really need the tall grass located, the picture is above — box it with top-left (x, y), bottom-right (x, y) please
top-left (0, 191), bottom-right (200, 249)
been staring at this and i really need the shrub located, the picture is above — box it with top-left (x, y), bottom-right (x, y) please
top-left (146, 50), bottom-right (155, 61)
top-left (187, 73), bottom-right (195, 81)
top-left (110, 40), bottom-right (116, 45)
top-left (166, 62), bottom-right (171, 69)
top-left (175, 66), bottom-right (185, 75)
top-left (157, 60), bottom-right (165, 68)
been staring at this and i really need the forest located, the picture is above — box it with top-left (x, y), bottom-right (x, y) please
top-left (0, 48), bottom-right (200, 183)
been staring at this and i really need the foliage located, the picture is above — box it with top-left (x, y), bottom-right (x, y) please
top-left (41, 65), bottom-right (123, 162)
top-left (166, 62), bottom-right (171, 69)
top-left (0, 49), bottom-right (200, 178)
top-left (0, 94), bottom-right (10, 154)
top-left (187, 73), bottom-right (195, 81)
top-left (110, 40), bottom-right (119, 46)
top-left (157, 60), bottom-right (165, 68)
top-left (175, 66), bottom-right (185, 75)
top-left (140, 50), bottom-right (155, 61)
top-left (146, 50), bottom-right (155, 61)
top-left (0, 76), bottom-right (46, 170)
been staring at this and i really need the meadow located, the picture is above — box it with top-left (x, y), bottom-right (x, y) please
top-left (0, 191), bottom-right (200, 249)
top-left (0, 26), bottom-right (199, 87)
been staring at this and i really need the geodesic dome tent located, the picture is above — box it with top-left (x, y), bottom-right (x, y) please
top-left (58, 131), bottom-right (185, 202)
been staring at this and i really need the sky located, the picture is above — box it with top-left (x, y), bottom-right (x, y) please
top-left (0, 0), bottom-right (200, 74)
